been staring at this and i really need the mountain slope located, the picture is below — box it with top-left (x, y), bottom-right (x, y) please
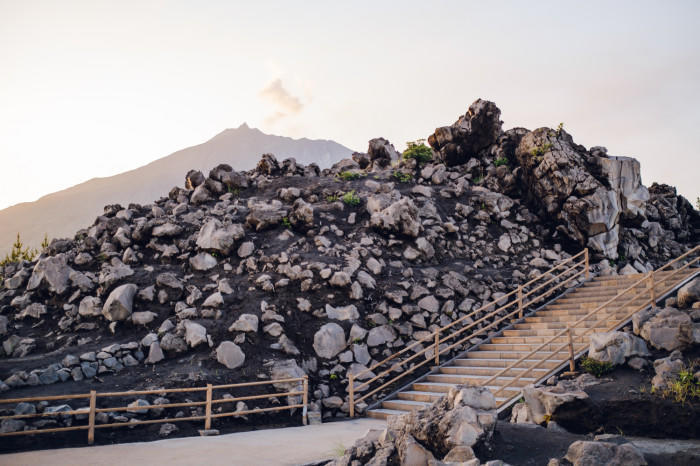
top-left (0, 124), bottom-right (353, 255)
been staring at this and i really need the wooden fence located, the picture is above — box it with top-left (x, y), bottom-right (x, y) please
top-left (0, 376), bottom-right (308, 445)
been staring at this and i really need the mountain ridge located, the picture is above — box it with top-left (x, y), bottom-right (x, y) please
top-left (0, 125), bottom-right (354, 255)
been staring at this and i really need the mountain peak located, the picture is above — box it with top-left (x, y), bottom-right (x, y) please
top-left (238, 122), bottom-right (250, 130)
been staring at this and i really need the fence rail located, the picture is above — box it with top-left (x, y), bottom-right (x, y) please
top-left (0, 375), bottom-right (308, 445)
top-left (349, 249), bottom-right (590, 416)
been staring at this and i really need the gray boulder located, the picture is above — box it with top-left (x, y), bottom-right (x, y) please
top-left (78, 296), bottom-right (102, 317)
top-left (677, 278), bottom-right (700, 309)
top-left (102, 284), bottom-right (137, 321)
top-left (588, 331), bottom-right (649, 366)
top-left (369, 197), bottom-right (421, 238)
top-left (183, 320), bottom-right (208, 348)
top-left (216, 341), bottom-right (245, 369)
top-left (636, 307), bottom-right (694, 351)
top-left (196, 219), bottom-right (245, 254)
top-left (26, 254), bottom-right (73, 295)
top-left (325, 304), bottom-right (359, 321)
top-left (229, 314), bottom-right (259, 333)
top-left (428, 99), bottom-right (503, 166)
top-left (313, 323), bottom-right (346, 359)
top-left (564, 440), bottom-right (646, 466)
top-left (189, 252), bottom-right (217, 271)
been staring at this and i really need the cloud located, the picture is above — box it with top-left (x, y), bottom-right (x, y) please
top-left (259, 78), bottom-right (304, 125)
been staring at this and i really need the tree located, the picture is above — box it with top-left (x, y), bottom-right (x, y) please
top-left (0, 233), bottom-right (39, 266)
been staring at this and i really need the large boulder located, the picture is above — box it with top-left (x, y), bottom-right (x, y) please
top-left (515, 128), bottom-right (622, 258)
top-left (651, 350), bottom-right (684, 391)
top-left (245, 200), bottom-right (288, 231)
top-left (215, 341), bottom-right (245, 369)
top-left (334, 385), bottom-right (497, 465)
top-left (102, 284), bottom-right (137, 321)
top-left (183, 320), bottom-right (208, 348)
top-left (677, 278), bottom-right (700, 309)
top-left (369, 197), bottom-right (421, 238)
top-left (521, 377), bottom-right (592, 424)
top-left (594, 155), bottom-right (649, 219)
top-left (564, 440), bottom-right (646, 466)
top-left (196, 219), bottom-right (245, 254)
top-left (588, 331), bottom-right (649, 365)
top-left (313, 323), bottom-right (346, 359)
top-left (367, 137), bottom-right (401, 169)
top-left (270, 359), bottom-right (306, 405)
top-left (428, 99), bottom-right (503, 166)
top-left (636, 307), bottom-right (694, 351)
top-left (26, 254), bottom-right (74, 295)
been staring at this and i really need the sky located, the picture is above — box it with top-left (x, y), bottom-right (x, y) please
top-left (1, 0), bottom-right (699, 210)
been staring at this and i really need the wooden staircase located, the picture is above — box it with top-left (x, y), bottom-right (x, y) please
top-left (366, 267), bottom-right (699, 420)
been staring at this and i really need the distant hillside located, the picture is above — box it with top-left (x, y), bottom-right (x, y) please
top-left (0, 124), bottom-right (353, 255)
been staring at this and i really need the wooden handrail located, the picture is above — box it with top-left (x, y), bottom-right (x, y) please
top-left (349, 248), bottom-right (590, 416)
top-left (483, 246), bottom-right (699, 398)
top-left (0, 375), bottom-right (309, 445)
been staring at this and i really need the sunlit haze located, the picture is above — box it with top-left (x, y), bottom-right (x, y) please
top-left (1, 0), bottom-right (699, 211)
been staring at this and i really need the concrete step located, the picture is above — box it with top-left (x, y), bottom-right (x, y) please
top-left (367, 408), bottom-right (405, 419)
top-left (427, 373), bottom-right (536, 387)
top-left (463, 350), bottom-right (571, 360)
top-left (490, 335), bottom-right (590, 345)
top-left (440, 365), bottom-right (550, 377)
top-left (397, 391), bottom-right (444, 402)
top-left (477, 343), bottom-right (587, 352)
top-left (382, 399), bottom-right (432, 412)
top-left (453, 357), bottom-right (563, 370)
top-left (504, 328), bottom-right (607, 337)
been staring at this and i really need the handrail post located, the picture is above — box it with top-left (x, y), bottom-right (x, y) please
top-left (517, 285), bottom-right (523, 318)
top-left (647, 271), bottom-right (656, 307)
top-left (87, 390), bottom-right (96, 445)
top-left (348, 374), bottom-right (355, 418)
top-left (434, 333), bottom-right (440, 365)
top-left (566, 328), bottom-right (575, 372)
top-left (584, 248), bottom-right (589, 280)
top-left (302, 376), bottom-right (309, 425)
top-left (204, 384), bottom-right (212, 430)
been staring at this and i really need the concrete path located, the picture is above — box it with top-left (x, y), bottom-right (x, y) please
top-left (1, 418), bottom-right (386, 466)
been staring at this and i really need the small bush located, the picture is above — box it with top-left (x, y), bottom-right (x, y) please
top-left (342, 190), bottom-right (361, 207)
top-left (403, 139), bottom-right (433, 164)
top-left (494, 157), bottom-right (509, 167)
top-left (556, 122), bottom-right (564, 137)
top-left (326, 194), bottom-right (340, 202)
top-left (281, 217), bottom-right (292, 229)
top-left (392, 170), bottom-right (413, 183)
top-left (338, 171), bottom-right (364, 181)
top-left (663, 366), bottom-right (700, 404)
top-left (530, 142), bottom-right (553, 157)
top-left (580, 356), bottom-right (614, 378)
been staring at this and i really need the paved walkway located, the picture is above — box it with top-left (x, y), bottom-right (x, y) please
top-left (1, 418), bottom-right (386, 466)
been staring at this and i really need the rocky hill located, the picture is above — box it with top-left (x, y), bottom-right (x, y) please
top-left (0, 99), bottom-right (697, 447)
top-left (0, 124), bottom-right (353, 256)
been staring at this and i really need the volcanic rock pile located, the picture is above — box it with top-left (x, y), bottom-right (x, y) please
top-left (0, 99), bottom-right (697, 437)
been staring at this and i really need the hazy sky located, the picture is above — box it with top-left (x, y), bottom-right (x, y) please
top-left (1, 0), bottom-right (699, 210)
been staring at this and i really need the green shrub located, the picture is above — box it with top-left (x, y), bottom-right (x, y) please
top-left (530, 142), bottom-right (553, 157)
top-left (580, 356), bottom-right (614, 378)
top-left (403, 139), bottom-right (433, 164)
top-left (664, 366), bottom-right (700, 404)
top-left (392, 170), bottom-right (413, 183)
top-left (556, 122), bottom-right (565, 137)
top-left (338, 171), bottom-right (364, 181)
top-left (342, 190), bottom-right (361, 206)
top-left (326, 194), bottom-right (340, 202)
top-left (282, 217), bottom-right (292, 229)
top-left (494, 157), bottom-right (509, 167)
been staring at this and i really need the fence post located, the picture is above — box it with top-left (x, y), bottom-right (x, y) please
top-left (584, 248), bottom-right (590, 280)
top-left (567, 328), bottom-right (575, 372)
top-left (434, 333), bottom-right (440, 366)
top-left (205, 384), bottom-right (212, 430)
top-left (87, 390), bottom-right (96, 445)
top-left (647, 271), bottom-right (656, 307)
top-left (517, 285), bottom-right (523, 318)
top-left (348, 374), bottom-right (355, 418)
top-left (302, 376), bottom-right (309, 425)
